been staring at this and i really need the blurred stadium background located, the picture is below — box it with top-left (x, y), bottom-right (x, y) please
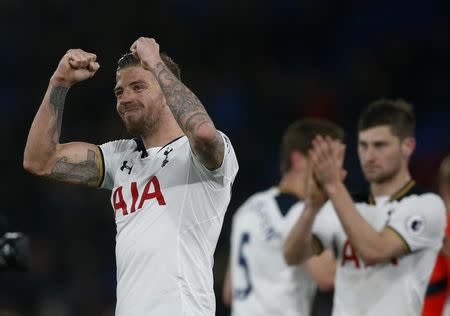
top-left (0, 0), bottom-right (449, 315)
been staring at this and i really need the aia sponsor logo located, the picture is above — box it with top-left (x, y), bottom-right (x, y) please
top-left (341, 240), bottom-right (398, 268)
top-left (112, 176), bottom-right (166, 217)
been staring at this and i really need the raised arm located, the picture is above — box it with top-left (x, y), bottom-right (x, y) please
top-left (284, 167), bottom-right (327, 265)
top-left (311, 136), bottom-right (407, 265)
top-left (130, 37), bottom-right (224, 170)
top-left (283, 200), bottom-right (324, 265)
top-left (23, 49), bottom-right (103, 187)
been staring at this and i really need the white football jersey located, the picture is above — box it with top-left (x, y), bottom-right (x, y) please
top-left (99, 132), bottom-right (238, 316)
top-left (230, 187), bottom-right (317, 316)
top-left (312, 181), bottom-right (446, 316)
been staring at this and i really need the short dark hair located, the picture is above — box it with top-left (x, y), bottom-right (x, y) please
top-left (358, 99), bottom-right (415, 139)
top-left (440, 154), bottom-right (450, 185)
top-left (116, 52), bottom-right (181, 80)
top-left (280, 118), bottom-right (344, 173)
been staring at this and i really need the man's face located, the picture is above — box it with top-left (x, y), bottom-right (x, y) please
top-left (114, 65), bottom-right (166, 135)
top-left (358, 125), bottom-right (406, 184)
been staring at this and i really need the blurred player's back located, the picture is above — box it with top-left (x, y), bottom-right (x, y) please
top-left (230, 187), bottom-right (316, 316)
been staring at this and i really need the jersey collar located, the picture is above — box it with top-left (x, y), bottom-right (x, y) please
top-left (368, 179), bottom-right (416, 205)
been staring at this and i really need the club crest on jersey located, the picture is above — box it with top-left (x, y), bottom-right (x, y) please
top-left (161, 148), bottom-right (173, 168)
top-left (120, 161), bottom-right (133, 174)
top-left (406, 215), bottom-right (425, 235)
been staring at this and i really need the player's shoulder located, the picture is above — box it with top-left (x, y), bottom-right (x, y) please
top-left (234, 188), bottom-right (276, 215)
top-left (350, 182), bottom-right (445, 212)
top-left (234, 187), bottom-right (303, 219)
top-left (388, 183), bottom-right (446, 225)
top-left (389, 180), bottom-right (437, 202)
top-left (234, 188), bottom-right (287, 220)
top-left (396, 185), bottom-right (445, 210)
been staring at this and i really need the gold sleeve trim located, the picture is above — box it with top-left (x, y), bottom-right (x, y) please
top-left (390, 179), bottom-right (415, 201)
top-left (385, 226), bottom-right (411, 254)
top-left (95, 146), bottom-right (105, 188)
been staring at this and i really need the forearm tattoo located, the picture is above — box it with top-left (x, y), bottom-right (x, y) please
top-left (153, 62), bottom-right (224, 167)
top-left (153, 62), bottom-right (211, 134)
top-left (48, 86), bottom-right (68, 147)
top-left (49, 149), bottom-right (100, 186)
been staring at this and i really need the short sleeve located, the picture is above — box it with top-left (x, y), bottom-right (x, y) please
top-left (190, 131), bottom-right (239, 188)
top-left (312, 201), bottom-right (339, 251)
top-left (387, 193), bottom-right (446, 252)
top-left (98, 139), bottom-right (131, 190)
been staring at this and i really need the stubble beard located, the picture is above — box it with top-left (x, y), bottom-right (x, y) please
top-left (364, 158), bottom-right (402, 186)
top-left (123, 107), bottom-right (164, 137)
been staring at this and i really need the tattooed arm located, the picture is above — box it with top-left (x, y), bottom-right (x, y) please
top-left (152, 61), bottom-right (224, 170)
top-left (131, 37), bottom-right (224, 170)
top-left (23, 49), bottom-right (102, 186)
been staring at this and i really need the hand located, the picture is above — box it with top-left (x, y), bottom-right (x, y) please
top-left (50, 49), bottom-right (99, 87)
top-left (310, 136), bottom-right (347, 194)
top-left (304, 162), bottom-right (327, 211)
top-left (130, 37), bottom-right (162, 70)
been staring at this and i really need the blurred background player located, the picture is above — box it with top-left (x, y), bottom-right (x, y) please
top-left (223, 118), bottom-right (340, 316)
top-left (284, 100), bottom-right (446, 316)
top-left (23, 37), bottom-right (238, 316)
top-left (424, 154), bottom-right (450, 316)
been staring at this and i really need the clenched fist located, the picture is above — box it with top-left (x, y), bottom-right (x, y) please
top-left (130, 37), bottom-right (162, 70)
top-left (50, 49), bottom-right (100, 87)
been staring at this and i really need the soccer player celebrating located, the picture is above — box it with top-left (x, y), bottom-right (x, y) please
top-left (284, 100), bottom-right (446, 316)
top-left (23, 37), bottom-right (238, 316)
top-left (223, 119), bottom-right (339, 316)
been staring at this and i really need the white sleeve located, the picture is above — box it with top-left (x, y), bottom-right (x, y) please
top-left (312, 201), bottom-right (339, 251)
top-left (387, 193), bottom-right (446, 252)
top-left (190, 131), bottom-right (239, 188)
top-left (98, 140), bottom-right (130, 190)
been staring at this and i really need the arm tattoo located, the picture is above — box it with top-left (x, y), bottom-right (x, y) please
top-left (153, 62), bottom-right (211, 133)
top-left (49, 149), bottom-right (100, 186)
top-left (184, 112), bottom-right (211, 134)
top-left (48, 86), bottom-right (69, 147)
top-left (153, 62), bottom-right (224, 168)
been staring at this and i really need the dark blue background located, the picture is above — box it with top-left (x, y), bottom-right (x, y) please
top-left (0, 0), bottom-right (449, 314)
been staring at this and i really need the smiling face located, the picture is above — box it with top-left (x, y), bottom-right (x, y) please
top-left (114, 65), bottom-right (166, 136)
top-left (358, 125), bottom-right (413, 184)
